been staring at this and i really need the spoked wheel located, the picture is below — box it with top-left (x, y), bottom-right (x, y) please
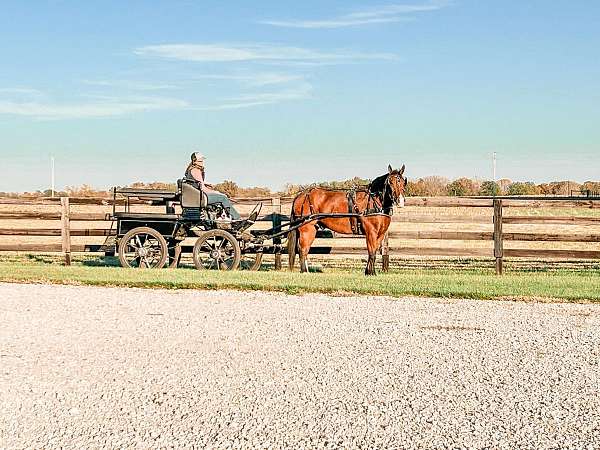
top-left (193, 229), bottom-right (241, 271)
top-left (118, 227), bottom-right (168, 269)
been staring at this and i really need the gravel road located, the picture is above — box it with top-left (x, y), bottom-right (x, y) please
top-left (1, 283), bottom-right (599, 449)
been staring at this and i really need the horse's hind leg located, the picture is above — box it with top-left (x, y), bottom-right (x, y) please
top-left (365, 253), bottom-right (376, 276)
top-left (298, 224), bottom-right (317, 273)
top-left (364, 224), bottom-right (379, 276)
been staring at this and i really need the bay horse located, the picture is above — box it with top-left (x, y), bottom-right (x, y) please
top-left (288, 165), bottom-right (407, 275)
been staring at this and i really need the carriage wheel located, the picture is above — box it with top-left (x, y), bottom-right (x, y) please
top-left (193, 229), bottom-right (241, 271)
top-left (240, 251), bottom-right (263, 271)
top-left (118, 227), bottom-right (168, 269)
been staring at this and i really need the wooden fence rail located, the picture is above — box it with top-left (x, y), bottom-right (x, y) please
top-left (0, 196), bottom-right (598, 273)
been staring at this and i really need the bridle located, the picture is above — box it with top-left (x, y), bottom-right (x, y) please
top-left (364, 172), bottom-right (405, 215)
top-left (382, 173), bottom-right (405, 207)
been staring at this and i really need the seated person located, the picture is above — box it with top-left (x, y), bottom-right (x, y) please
top-left (185, 152), bottom-right (241, 220)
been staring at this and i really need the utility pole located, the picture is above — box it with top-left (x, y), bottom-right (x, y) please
top-left (51, 156), bottom-right (55, 198)
top-left (492, 152), bottom-right (497, 181)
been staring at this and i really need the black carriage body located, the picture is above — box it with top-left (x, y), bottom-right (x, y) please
top-left (115, 212), bottom-right (180, 239)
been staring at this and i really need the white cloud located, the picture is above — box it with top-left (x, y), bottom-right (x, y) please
top-left (0, 96), bottom-right (189, 120)
top-left (261, 0), bottom-right (448, 29)
top-left (193, 72), bottom-right (305, 87)
top-left (134, 43), bottom-right (397, 63)
top-left (261, 16), bottom-right (408, 29)
top-left (198, 83), bottom-right (313, 111)
top-left (82, 80), bottom-right (179, 90)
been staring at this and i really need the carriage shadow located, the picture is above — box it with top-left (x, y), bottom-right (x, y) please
top-left (81, 256), bottom-right (121, 267)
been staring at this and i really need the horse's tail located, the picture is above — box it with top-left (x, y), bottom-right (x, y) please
top-left (287, 195), bottom-right (300, 271)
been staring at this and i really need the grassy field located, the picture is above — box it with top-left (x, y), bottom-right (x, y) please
top-left (1, 254), bottom-right (599, 302)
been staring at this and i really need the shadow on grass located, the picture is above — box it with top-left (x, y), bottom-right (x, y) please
top-left (25, 254), bottom-right (61, 265)
top-left (81, 256), bottom-right (121, 267)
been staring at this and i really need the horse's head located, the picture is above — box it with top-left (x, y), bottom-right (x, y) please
top-left (386, 164), bottom-right (407, 207)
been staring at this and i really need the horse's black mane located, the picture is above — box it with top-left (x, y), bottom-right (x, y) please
top-left (369, 173), bottom-right (394, 210)
top-left (369, 173), bottom-right (387, 193)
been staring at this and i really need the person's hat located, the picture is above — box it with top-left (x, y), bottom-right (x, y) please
top-left (191, 152), bottom-right (205, 162)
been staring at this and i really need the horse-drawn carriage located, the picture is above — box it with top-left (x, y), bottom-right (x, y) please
top-left (111, 179), bottom-right (267, 270)
top-left (109, 165), bottom-right (407, 275)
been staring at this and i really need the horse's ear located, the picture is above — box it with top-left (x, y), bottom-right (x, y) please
top-left (388, 164), bottom-right (393, 173)
top-left (399, 164), bottom-right (405, 176)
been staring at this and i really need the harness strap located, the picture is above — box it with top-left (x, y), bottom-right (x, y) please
top-left (347, 191), bottom-right (363, 235)
top-left (299, 190), bottom-right (315, 216)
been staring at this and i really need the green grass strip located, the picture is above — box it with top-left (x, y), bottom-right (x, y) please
top-left (0, 263), bottom-right (598, 302)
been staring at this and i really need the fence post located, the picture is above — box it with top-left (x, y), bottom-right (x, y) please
top-left (381, 232), bottom-right (390, 272)
top-left (272, 197), bottom-right (282, 270)
top-left (60, 197), bottom-right (71, 266)
top-left (493, 199), bottom-right (503, 275)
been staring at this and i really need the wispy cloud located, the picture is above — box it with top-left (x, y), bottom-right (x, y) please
top-left (192, 72), bottom-right (305, 87)
top-left (199, 83), bottom-right (313, 111)
top-left (81, 80), bottom-right (179, 91)
top-left (261, 0), bottom-right (448, 29)
top-left (134, 43), bottom-right (397, 63)
top-left (0, 96), bottom-right (189, 120)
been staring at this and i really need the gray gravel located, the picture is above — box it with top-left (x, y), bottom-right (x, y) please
top-left (1, 283), bottom-right (599, 449)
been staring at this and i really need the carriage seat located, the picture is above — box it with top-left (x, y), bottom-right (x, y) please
top-left (178, 179), bottom-right (209, 209)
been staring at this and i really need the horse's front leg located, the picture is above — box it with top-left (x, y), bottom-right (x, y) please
top-left (365, 253), bottom-right (377, 276)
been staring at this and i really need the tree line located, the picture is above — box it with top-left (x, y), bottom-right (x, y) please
top-left (2, 178), bottom-right (599, 199)
top-left (405, 177), bottom-right (600, 197)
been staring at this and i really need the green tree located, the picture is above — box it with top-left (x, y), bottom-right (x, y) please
top-left (479, 181), bottom-right (500, 196)
top-left (507, 182), bottom-right (540, 196)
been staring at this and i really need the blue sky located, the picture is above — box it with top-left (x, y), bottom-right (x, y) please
top-left (1, 0), bottom-right (599, 191)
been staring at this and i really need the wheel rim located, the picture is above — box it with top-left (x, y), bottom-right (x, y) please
top-left (195, 234), bottom-right (238, 270)
top-left (122, 233), bottom-right (165, 268)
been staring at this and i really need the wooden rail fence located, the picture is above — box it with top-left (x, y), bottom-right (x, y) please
top-left (0, 196), bottom-right (599, 274)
